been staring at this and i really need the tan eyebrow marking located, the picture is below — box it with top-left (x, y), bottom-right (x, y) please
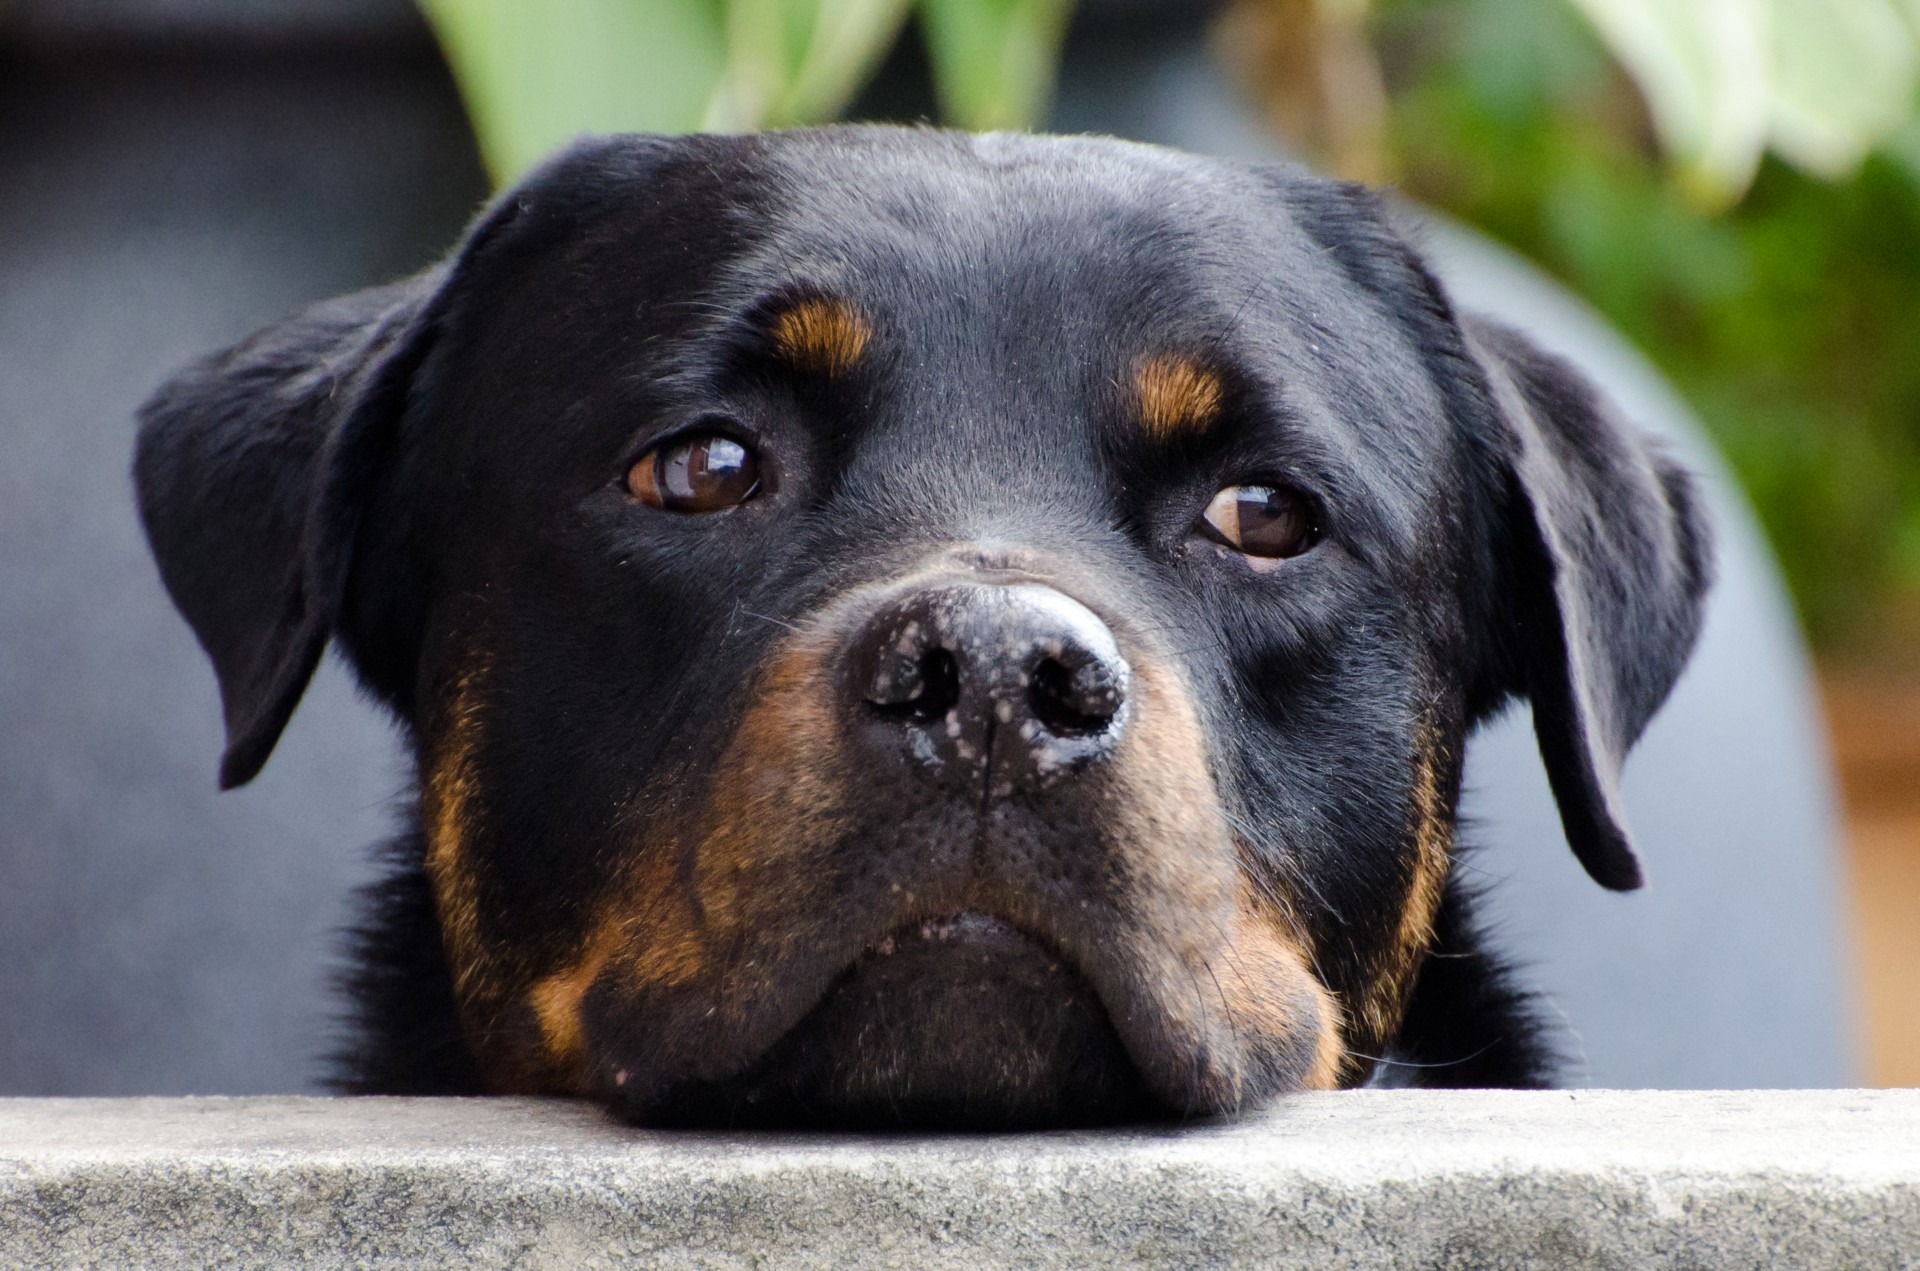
top-left (1134, 353), bottom-right (1224, 439)
top-left (767, 295), bottom-right (872, 376)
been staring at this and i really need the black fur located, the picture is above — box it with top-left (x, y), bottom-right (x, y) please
top-left (135, 127), bottom-right (1710, 1122)
top-left (1370, 869), bottom-right (1558, 1089)
top-left (331, 829), bottom-right (476, 1095)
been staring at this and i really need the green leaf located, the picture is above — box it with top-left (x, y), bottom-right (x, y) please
top-left (1567, 0), bottom-right (1920, 206)
top-left (417, 0), bottom-right (728, 185)
top-left (706, 0), bottom-right (912, 129)
top-left (1767, 0), bottom-right (1917, 178)
top-left (918, 0), bottom-right (1075, 131)
top-left (1565, 0), bottom-right (1771, 206)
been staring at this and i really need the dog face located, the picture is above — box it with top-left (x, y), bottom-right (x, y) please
top-left (135, 129), bottom-right (1710, 1126)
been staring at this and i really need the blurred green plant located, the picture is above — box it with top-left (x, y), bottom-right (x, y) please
top-left (1367, 0), bottom-right (1920, 648)
top-left (1571, 0), bottom-right (1920, 208)
top-left (416, 0), bottom-right (1072, 184)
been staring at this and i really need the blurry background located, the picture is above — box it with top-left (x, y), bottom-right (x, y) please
top-left (1, 0), bottom-right (1914, 1093)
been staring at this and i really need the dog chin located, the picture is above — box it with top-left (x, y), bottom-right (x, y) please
top-left (616, 911), bottom-right (1160, 1129)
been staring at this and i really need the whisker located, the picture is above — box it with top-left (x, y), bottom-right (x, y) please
top-left (1344, 1039), bottom-right (1501, 1070)
top-left (738, 607), bottom-right (802, 634)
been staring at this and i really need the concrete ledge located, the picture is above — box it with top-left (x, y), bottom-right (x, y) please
top-left (3, 1091), bottom-right (1917, 1268)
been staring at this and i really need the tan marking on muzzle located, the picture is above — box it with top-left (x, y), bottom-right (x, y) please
top-left (1134, 353), bottom-right (1223, 440)
top-left (1105, 657), bottom-right (1344, 1102)
top-left (768, 296), bottom-right (871, 376)
top-left (1225, 880), bottom-right (1346, 1094)
top-left (523, 632), bottom-right (855, 1085)
top-left (526, 853), bottom-right (711, 1080)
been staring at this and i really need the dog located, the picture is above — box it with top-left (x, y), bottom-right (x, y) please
top-left (134, 127), bottom-right (1710, 1128)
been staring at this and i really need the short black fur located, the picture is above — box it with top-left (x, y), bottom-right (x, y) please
top-left (1371, 870), bottom-right (1558, 1089)
top-left (331, 829), bottom-right (476, 1095)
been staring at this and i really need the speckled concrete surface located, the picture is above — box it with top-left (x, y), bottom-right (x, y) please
top-left (3, 1090), bottom-right (1917, 1268)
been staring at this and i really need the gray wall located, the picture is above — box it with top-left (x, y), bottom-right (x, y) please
top-left (0, 31), bottom-right (484, 1093)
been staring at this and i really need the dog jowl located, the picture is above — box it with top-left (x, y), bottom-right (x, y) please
top-left (135, 128), bottom-right (1711, 1127)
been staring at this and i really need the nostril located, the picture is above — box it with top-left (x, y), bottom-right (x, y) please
top-left (869, 646), bottom-right (961, 723)
top-left (1028, 656), bottom-right (1121, 737)
top-left (851, 581), bottom-right (1130, 773)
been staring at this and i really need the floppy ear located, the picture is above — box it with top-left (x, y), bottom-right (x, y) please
top-left (134, 270), bottom-right (446, 789)
top-left (1465, 316), bottom-right (1714, 890)
top-left (136, 134), bottom-right (703, 790)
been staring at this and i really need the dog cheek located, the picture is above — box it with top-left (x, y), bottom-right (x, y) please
top-left (1102, 658), bottom-right (1345, 1104)
top-left (418, 655), bottom-right (544, 1085)
top-left (1345, 719), bottom-right (1456, 1077)
top-left (1219, 890), bottom-right (1346, 1095)
top-left (415, 654), bottom-right (604, 1091)
top-left (525, 852), bottom-right (711, 1089)
top-left (523, 636), bottom-right (858, 1091)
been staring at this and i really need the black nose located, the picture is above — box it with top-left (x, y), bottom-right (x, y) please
top-left (850, 583), bottom-right (1130, 794)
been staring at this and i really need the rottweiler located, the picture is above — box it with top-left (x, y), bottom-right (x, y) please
top-left (135, 127), bottom-right (1711, 1128)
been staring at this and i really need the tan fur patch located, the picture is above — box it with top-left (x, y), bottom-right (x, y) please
top-left (424, 654), bottom-right (575, 1092)
top-left (690, 637), bottom-right (851, 894)
top-left (1106, 656), bottom-right (1343, 1102)
top-left (1399, 734), bottom-right (1453, 959)
top-left (527, 941), bottom-right (610, 1070)
top-left (768, 296), bottom-right (871, 375)
top-left (523, 876), bottom-right (718, 1088)
top-left (1134, 353), bottom-right (1223, 439)
top-left (421, 658), bottom-right (491, 1010)
top-left (1223, 881), bottom-right (1347, 1094)
top-left (522, 633), bottom-right (854, 1088)
top-left (1348, 722), bottom-right (1455, 1071)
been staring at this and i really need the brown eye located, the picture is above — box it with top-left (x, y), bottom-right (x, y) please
top-left (1200, 484), bottom-right (1321, 561)
top-left (627, 433), bottom-right (762, 513)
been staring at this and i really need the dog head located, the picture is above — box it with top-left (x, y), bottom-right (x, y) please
top-left (136, 128), bottom-right (1710, 1125)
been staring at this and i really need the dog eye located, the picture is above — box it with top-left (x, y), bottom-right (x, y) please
top-left (627, 433), bottom-right (762, 512)
top-left (1200, 484), bottom-right (1321, 559)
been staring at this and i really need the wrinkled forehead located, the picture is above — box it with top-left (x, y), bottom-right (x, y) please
top-left (750, 133), bottom-right (1367, 374)
top-left (456, 132), bottom-right (1459, 552)
top-left (758, 133), bottom-right (1237, 317)
top-left (735, 133), bottom-right (1452, 525)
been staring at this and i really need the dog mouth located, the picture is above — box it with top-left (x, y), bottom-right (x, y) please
top-left (613, 909), bottom-right (1158, 1129)
top-left (860, 910), bottom-right (1043, 959)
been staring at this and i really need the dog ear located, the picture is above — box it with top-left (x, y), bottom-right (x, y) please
top-left (136, 135), bottom-right (702, 790)
top-left (1465, 316), bottom-right (1713, 890)
top-left (134, 268), bottom-right (448, 789)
